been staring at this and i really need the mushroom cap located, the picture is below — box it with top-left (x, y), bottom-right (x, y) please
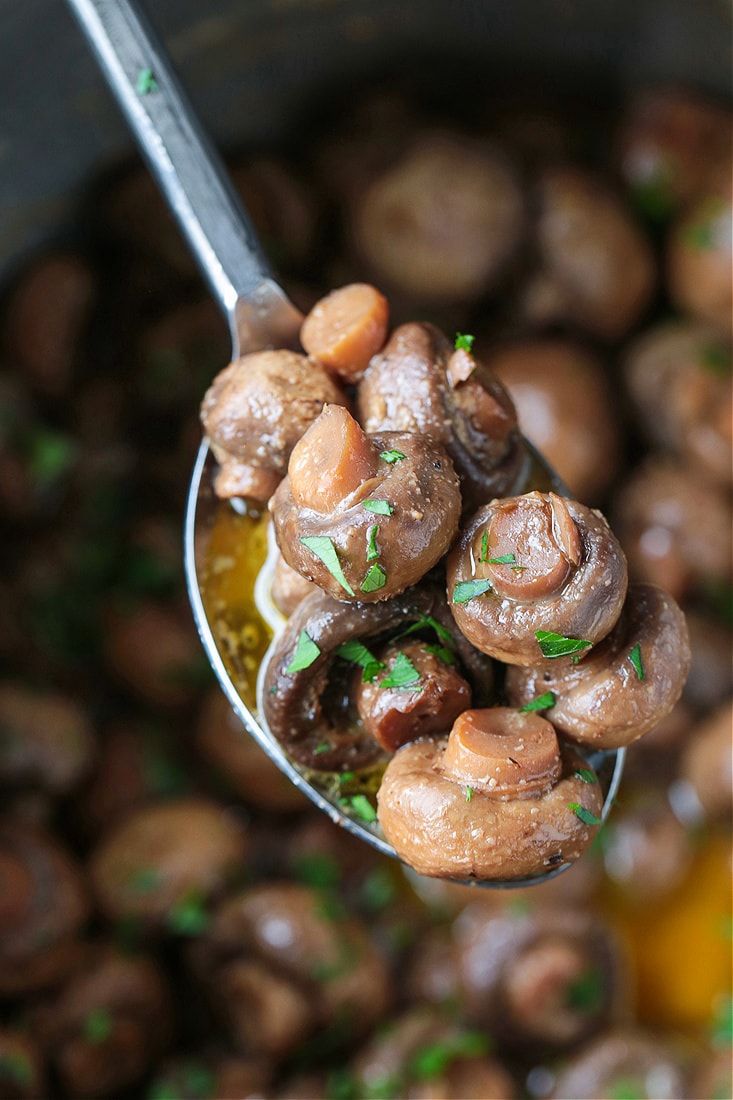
top-left (505, 584), bottom-right (691, 748)
top-left (377, 716), bottom-right (603, 881)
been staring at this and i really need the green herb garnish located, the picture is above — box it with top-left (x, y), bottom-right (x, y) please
top-left (126, 866), bottom-right (161, 893)
top-left (452, 578), bottom-right (493, 603)
top-left (334, 639), bottom-right (385, 683)
top-left (291, 852), bottom-right (341, 889)
top-left (700, 343), bottom-right (731, 375)
top-left (339, 771), bottom-right (356, 784)
top-left (0, 1053), bottom-right (33, 1087)
top-left (628, 642), bottom-right (645, 681)
top-left (136, 67), bottom-right (158, 95)
top-left (379, 651), bottom-right (421, 690)
top-left (361, 563), bottom-right (387, 593)
top-left (286, 629), bottom-right (321, 673)
top-left (379, 449), bottom-right (406, 464)
top-left (167, 893), bottom-right (210, 936)
top-left (519, 691), bottom-right (556, 713)
top-left (366, 524), bottom-right (380, 561)
top-left (362, 499), bottom-right (394, 515)
top-left (83, 1008), bottom-right (113, 1044)
top-left (536, 630), bottom-right (592, 659)
top-left (569, 803), bottom-right (602, 826)
top-left (424, 642), bottom-right (456, 666)
top-left (409, 1031), bottom-right (489, 1080)
top-left (299, 535), bottom-right (355, 596)
top-left (314, 741), bottom-right (332, 755)
top-left (607, 1078), bottom-right (646, 1100)
top-left (574, 768), bottom-right (597, 784)
top-left (565, 967), bottom-right (605, 1013)
top-left (398, 613), bottom-right (455, 645)
top-left (454, 332), bottom-right (475, 353)
top-left (343, 794), bottom-right (378, 823)
top-left (465, 786), bottom-right (474, 803)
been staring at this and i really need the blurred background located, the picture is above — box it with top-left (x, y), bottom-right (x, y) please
top-left (0, 1), bottom-right (731, 1098)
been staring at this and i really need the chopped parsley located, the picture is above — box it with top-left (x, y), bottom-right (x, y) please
top-left (314, 741), bottom-right (331, 755)
top-left (286, 630), bottom-right (321, 673)
top-left (700, 343), bottom-right (731, 375)
top-left (535, 630), bottom-right (592, 659)
top-left (126, 866), bottom-right (161, 893)
top-left (362, 499), bottom-right (394, 515)
top-left (424, 642), bottom-right (456, 666)
top-left (361, 563), bottom-right (387, 593)
top-left (299, 535), bottom-right (355, 596)
top-left (166, 893), bottom-right (210, 935)
top-left (454, 332), bottom-right (475, 353)
top-left (574, 768), bottom-right (597, 784)
top-left (453, 578), bottom-right (493, 603)
top-left (334, 639), bottom-right (385, 682)
top-left (409, 1031), bottom-right (489, 1080)
top-left (379, 651), bottom-right (421, 690)
top-left (628, 642), bottom-right (645, 681)
top-left (135, 67), bottom-right (158, 95)
top-left (342, 794), bottom-right (377, 823)
top-left (569, 803), bottom-right (602, 826)
top-left (479, 534), bottom-right (516, 566)
top-left (465, 785), bottom-right (474, 803)
top-left (83, 1008), bottom-right (113, 1044)
top-left (339, 771), bottom-right (356, 785)
top-left (379, 449), bottom-right (406, 464)
top-left (519, 691), bottom-right (556, 713)
top-left (291, 852), bottom-right (341, 888)
top-left (398, 612), bottom-right (455, 645)
top-left (565, 967), bottom-right (605, 1013)
top-left (366, 524), bottom-right (380, 561)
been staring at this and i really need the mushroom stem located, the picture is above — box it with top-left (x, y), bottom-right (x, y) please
top-left (288, 404), bottom-right (380, 513)
top-left (441, 709), bottom-right (562, 799)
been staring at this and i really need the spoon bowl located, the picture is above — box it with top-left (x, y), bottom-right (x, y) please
top-left (68, 0), bottom-right (624, 887)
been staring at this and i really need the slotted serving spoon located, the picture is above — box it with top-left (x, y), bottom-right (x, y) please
top-left (66, 0), bottom-right (624, 887)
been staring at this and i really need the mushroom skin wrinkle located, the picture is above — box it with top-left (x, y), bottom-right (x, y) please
top-left (377, 708), bottom-right (603, 881)
top-left (506, 584), bottom-right (691, 749)
top-left (447, 492), bottom-right (628, 666)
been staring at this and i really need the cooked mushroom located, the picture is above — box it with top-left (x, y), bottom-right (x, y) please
top-left (676, 699), bottom-right (733, 823)
top-left (624, 320), bottom-right (732, 487)
top-left (505, 584), bottom-right (690, 749)
top-left (377, 707), bottom-right (603, 881)
top-left (0, 820), bottom-right (89, 996)
top-left (31, 944), bottom-right (171, 1099)
top-left (89, 797), bottom-right (248, 932)
top-left (549, 1028), bottom-right (691, 1099)
top-left (452, 900), bottom-right (625, 1049)
top-left (682, 609), bottom-right (733, 712)
top-left (230, 153), bottom-right (319, 272)
top-left (0, 682), bottom-right (95, 798)
top-left (357, 322), bottom-right (528, 511)
top-left (598, 790), bottom-right (695, 902)
top-left (520, 166), bottom-right (656, 340)
top-left (348, 129), bottom-right (525, 304)
top-left (270, 546), bottom-right (318, 617)
top-left (200, 349), bottom-right (346, 502)
top-left (488, 337), bottom-right (621, 503)
top-left (667, 184), bottom-right (733, 336)
top-left (261, 583), bottom-right (493, 773)
top-left (270, 404), bottom-right (462, 602)
top-left (148, 1055), bottom-right (272, 1100)
top-left (446, 491), bottom-right (628, 666)
top-left (300, 283), bottom-right (390, 384)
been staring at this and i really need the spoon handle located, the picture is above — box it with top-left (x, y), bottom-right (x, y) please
top-left (64, 0), bottom-right (302, 355)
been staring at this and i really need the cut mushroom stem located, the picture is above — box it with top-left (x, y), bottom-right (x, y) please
top-left (442, 708), bottom-right (562, 799)
top-left (288, 404), bottom-right (380, 513)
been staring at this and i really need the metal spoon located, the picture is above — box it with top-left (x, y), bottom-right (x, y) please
top-left (65, 0), bottom-right (624, 887)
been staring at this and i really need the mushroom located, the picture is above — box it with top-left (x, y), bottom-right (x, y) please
top-left (200, 348), bottom-right (347, 503)
top-left (676, 699), bottom-right (733, 823)
top-left (667, 183), bottom-right (733, 336)
top-left (148, 1055), bottom-right (272, 1100)
top-left (452, 900), bottom-right (626, 1049)
top-left (270, 546), bottom-right (318, 617)
top-left (357, 322), bottom-right (528, 511)
top-left (0, 1029), bottom-right (46, 1100)
top-left (89, 797), bottom-right (248, 932)
top-left (548, 1028), bottom-right (691, 1099)
top-left (446, 491), bottom-right (628, 666)
top-left (0, 682), bottom-right (95, 799)
top-left (261, 583), bottom-right (493, 773)
top-left (270, 404), bottom-right (462, 602)
top-left (376, 707), bottom-right (603, 881)
top-left (0, 820), bottom-right (90, 996)
top-left (505, 584), bottom-right (691, 749)
top-left (31, 944), bottom-right (172, 1099)
top-left (598, 789), bottom-right (695, 902)
top-left (299, 283), bottom-right (390, 385)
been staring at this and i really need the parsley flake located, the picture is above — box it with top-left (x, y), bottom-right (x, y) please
top-left (380, 651), bottom-right (421, 690)
top-left (536, 630), bottom-right (592, 659)
top-left (83, 1008), bottom-right (113, 1044)
top-left (574, 768), bottom-right (597, 784)
top-left (424, 642), bottom-right (456, 666)
top-left (465, 785), bottom-right (474, 803)
top-left (399, 613), bottom-right (455, 645)
top-left (314, 741), bottom-right (331, 755)
top-left (628, 642), bottom-right (645, 681)
top-left (136, 67), bottom-right (158, 95)
top-left (454, 332), bottom-right (475, 353)
top-left (379, 449), bottom-right (406, 464)
top-left (453, 578), bottom-right (493, 603)
top-left (334, 640), bottom-right (385, 682)
top-left (366, 524), bottom-right (380, 561)
top-left (361, 563), bottom-right (387, 593)
top-left (519, 691), bottom-right (556, 712)
top-left (343, 794), bottom-right (377, 823)
top-left (363, 499), bottom-right (394, 515)
top-left (286, 630), bottom-right (321, 673)
top-left (166, 893), bottom-right (210, 935)
top-left (569, 803), bottom-right (602, 826)
top-left (299, 535), bottom-right (355, 596)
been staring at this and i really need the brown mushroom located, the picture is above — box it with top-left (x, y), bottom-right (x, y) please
top-left (520, 166), bottom-right (656, 340)
top-left (676, 699), bottom-right (733, 823)
top-left (200, 349), bottom-right (346, 503)
top-left (452, 900), bottom-right (626, 1049)
top-left (261, 583), bottom-right (493, 773)
top-left (598, 790), bottom-right (696, 902)
top-left (271, 404), bottom-right (462, 602)
top-left (505, 584), bottom-right (691, 749)
top-left (377, 707), bottom-right (603, 881)
top-left (0, 682), bottom-right (95, 798)
top-left (446, 491), bottom-right (628, 666)
top-left (300, 283), bottom-right (390, 385)
top-left (357, 322), bottom-right (528, 511)
top-left (89, 797), bottom-right (248, 932)
top-left (667, 184), bottom-right (733, 336)
top-left (148, 1055), bottom-right (272, 1100)
top-left (0, 820), bottom-right (89, 996)
top-left (31, 944), bottom-right (171, 1099)
top-left (549, 1028), bottom-right (691, 1099)
top-left (270, 546), bottom-right (318, 617)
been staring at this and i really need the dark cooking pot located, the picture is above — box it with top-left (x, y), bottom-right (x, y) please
top-left (2, 0), bottom-right (731, 274)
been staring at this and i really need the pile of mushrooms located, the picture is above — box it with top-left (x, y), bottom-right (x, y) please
top-left (201, 282), bottom-right (692, 883)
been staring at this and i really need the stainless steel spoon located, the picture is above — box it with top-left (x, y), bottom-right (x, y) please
top-left (65, 0), bottom-right (624, 887)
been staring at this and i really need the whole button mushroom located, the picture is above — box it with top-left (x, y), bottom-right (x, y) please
top-left (676, 699), bottom-right (733, 824)
top-left (505, 584), bottom-right (691, 749)
top-left (89, 798), bottom-right (248, 933)
top-left (452, 901), bottom-right (626, 1050)
top-left (0, 682), bottom-right (95, 799)
top-left (667, 184), bottom-right (733, 336)
top-left (261, 584), bottom-right (493, 773)
top-left (357, 322), bottom-right (528, 511)
top-left (0, 821), bottom-right (90, 996)
top-left (548, 1028), bottom-right (691, 1099)
top-left (270, 404), bottom-right (462, 603)
top-left (376, 707), bottom-right (604, 881)
top-left (200, 348), bottom-right (347, 503)
top-left (446, 491), bottom-right (628, 666)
